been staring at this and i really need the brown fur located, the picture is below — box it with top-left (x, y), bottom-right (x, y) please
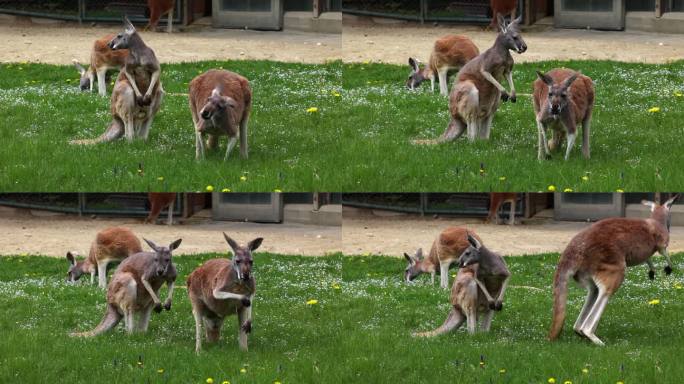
top-left (533, 68), bottom-right (594, 160)
top-left (145, 0), bottom-right (175, 33)
top-left (73, 34), bottom-right (128, 96)
top-left (145, 192), bottom-right (177, 225)
top-left (549, 195), bottom-right (679, 345)
top-left (486, 192), bottom-right (517, 225)
top-left (189, 69), bottom-right (252, 160)
top-left (66, 227), bottom-right (142, 288)
top-left (489, 0), bottom-right (517, 29)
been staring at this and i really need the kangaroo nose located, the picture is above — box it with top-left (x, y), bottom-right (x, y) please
top-left (551, 105), bottom-right (560, 114)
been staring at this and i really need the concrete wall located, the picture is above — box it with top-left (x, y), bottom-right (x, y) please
top-left (626, 11), bottom-right (684, 33)
top-left (284, 11), bottom-right (341, 33)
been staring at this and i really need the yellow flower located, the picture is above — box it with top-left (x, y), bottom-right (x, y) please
top-left (648, 299), bottom-right (660, 305)
top-left (499, 176), bottom-right (506, 181)
top-left (564, 381), bottom-right (572, 384)
top-left (157, 176), bottom-right (164, 181)
top-left (306, 299), bottom-right (318, 305)
top-left (240, 176), bottom-right (247, 182)
top-left (306, 107), bottom-right (319, 113)
top-left (548, 378), bottom-right (556, 384)
top-left (206, 378), bottom-right (214, 384)
top-left (563, 188), bottom-right (573, 192)
top-left (333, 91), bottom-right (341, 97)
top-left (479, 361), bottom-right (485, 366)
top-left (221, 188), bottom-right (231, 192)
top-left (206, 185), bottom-right (214, 192)
top-left (332, 284), bottom-right (341, 290)
top-left (157, 368), bottom-right (164, 374)
top-left (547, 185), bottom-right (556, 192)
top-left (675, 91), bottom-right (683, 97)
top-left (479, 169), bottom-right (485, 174)
top-left (274, 382), bottom-right (282, 384)
top-left (137, 361), bottom-right (143, 366)
top-left (240, 368), bottom-right (247, 374)
top-left (617, 382), bottom-right (625, 384)
top-left (616, 189), bottom-right (625, 193)
top-left (362, 60), bottom-right (370, 64)
top-left (581, 175), bottom-right (589, 181)
top-left (648, 107), bottom-right (660, 113)
top-left (582, 368), bottom-right (589, 374)
top-left (274, 189), bottom-right (282, 193)
top-left (499, 368), bottom-right (506, 374)
top-left (222, 381), bottom-right (230, 384)
top-left (674, 283), bottom-right (683, 289)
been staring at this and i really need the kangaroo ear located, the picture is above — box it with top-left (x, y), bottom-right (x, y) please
top-left (66, 252), bottom-right (76, 266)
top-left (248, 237), bottom-right (263, 251)
top-left (223, 96), bottom-right (237, 109)
top-left (143, 238), bottom-right (159, 252)
top-left (169, 238), bottom-right (182, 251)
top-left (408, 57), bottom-right (419, 72)
top-left (664, 194), bottom-right (680, 210)
top-left (512, 15), bottom-right (523, 26)
top-left (415, 248), bottom-right (424, 260)
top-left (123, 16), bottom-right (136, 34)
top-left (403, 252), bottom-right (414, 264)
top-left (497, 14), bottom-right (507, 32)
top-left (211, 88), bottom-right (221, 97)
top-left (641, 200), bottom-right (657, 212)
top-left (467, 234), bottom-right (482, 249)
top-left (536, 70), bottom-right (553, 86)
top-left (72, 59), bottom-right (86, 75)
top-left (223, 232), bottom-right (239, 253)
top-left (563, 72), bottom-right (580, 89)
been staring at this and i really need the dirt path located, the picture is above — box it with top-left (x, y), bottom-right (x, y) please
top-left (341, 215), bottom-right (684, 256)
top-left (343, 21), bottom-right (684, 64)
top-left (0, 214), bottom-right (341, 257)
top-left (0, 17), bottom-right (340, 64)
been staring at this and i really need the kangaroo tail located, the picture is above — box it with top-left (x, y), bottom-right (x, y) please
top-left (412, 308), bottom-right (464, 338)
top-left (412, 117), bottom-right (466, 146)
top-left (70, 304), bottom-right (121, 337)
top-left (70, 117), bottom-right (124, 145)
top-left (548, 263), bottom-right (573, 341)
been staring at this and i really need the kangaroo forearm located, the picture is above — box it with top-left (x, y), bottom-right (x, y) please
top-left (164, 281), bottom-right (175, 303)
top-left (142, 279), bottom-right (161, 303)
top-left (123, 70), bottom-right (143, 97)
top-left (495, 275), bottom-right (510, 302)
top-left (144, 70), bottom-right (160, 97)
top-left (480, 69), bottom-right (507, 93)
top-left (474, 278), bottom-right (495, 301)
top-left (212, 288), bottom-right (247, 301)
top-left (505, 72), bottom-right (515, 93)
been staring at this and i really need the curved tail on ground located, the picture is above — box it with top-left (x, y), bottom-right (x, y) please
top-left (69, 118), bottom-right (124, 145)
top-left (69, 304), bottom-right (121, 337)
top-left (412, 308), bottom-right (464, 337)
top-left (548, 266), bottom-right (572, 341)
top-left (411, 118), bottom-right (466, 146)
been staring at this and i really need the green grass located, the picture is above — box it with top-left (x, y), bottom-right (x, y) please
top-left (2, 60), bottom-right (684, 191)
top-left (341, 60), bottom-right (684, 191)
top-left (2, 252), bottom-right (684, 383)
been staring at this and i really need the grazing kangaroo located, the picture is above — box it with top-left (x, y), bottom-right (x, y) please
top-left (407, 35), bottom-right (479, 96)
top-left (413, 234), bottom-right (511, 336)
top-left (486, 192), bottom-right (517, 225)
top-left (533, 69), bottom-right (594, 160)
top-left (434, 15), bottom-right (526, 144)
top-left (489, 0), bottom-right (517, 30)
top-left (187, 234), bottom-right (264, 352)
top-left (189, 69), bottom-right (252, 161)
top-left (549, 194), bottom-right (680, 346)
top-left (145, 0), bottom-right (175, 33)
top-left (404, 227), bottom-right (483, 289)
top-left (70, 238), bottom-right (181, 337)
top-left (66, 227), bottom-right (142, 288)
top-left (145, 192), bottom-right (177, 225)
top-left (72, 34), bottom-right (128, 96)
top-left (71, 17), bottom-right (163, 145)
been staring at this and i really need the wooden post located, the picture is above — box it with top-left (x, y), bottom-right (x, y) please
top-left (313, 192), bottom-right (321, 211)
top-left (313, 0), bottom-right (321, 18)
top-left (655, 0), bottom-right (663, 18)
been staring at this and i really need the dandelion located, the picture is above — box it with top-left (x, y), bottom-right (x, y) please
top-left (499, 176), bottom-right (506, 181)
top-left (274, 189), bottom-right (282, 193)
top-left (675, 91), bottom-right (683, 97)
top-left (306, 299), bottom-right (318, 305)
top-left (616, 381), bottom-right (625, 384)
top-left (548, 185), bottom-right (556, 192)
top-left (499, 368), bottom-right (506, 374)
top-left (479, 361), bottom-right (485, 367)
top-left (362, 60), bottom-right (370, 64)
top-left (157, 176), bottom-right (164, 181)
top-left (306, 107), bottom-right (319, 113)
top-left (206, 185), bottom-right (214, 192)
top-left (582, 368), bottom-right (589, 374)
top-left (157, 368), bottom-right (164, 374)
top-left (648, 107), bottom-right (660, 113)
top-left (563, 188), bottom-right (573, 192)
top-left (648, 299), bottom-right (660, 305)
top-left (221, 188), bottom-right (231, 192)
top-left (240, 368), bottom-right (247, 374)
top-left (332, 284), bottom-right (340, 290)
top-left (564, 381), bottom-right (572, 384)
top-left (222, 381), bottom-right (230, 384)
top-left (616, 189), bottom-right (624, 193)
top-left (274, 381), bottom-right (282, 384)
top-left (548, 378), bottom-right (556, 384)
top-left (206, 378), bottom-right (214, 384)
top-left (581, 175), bottom-right (589, 181)
top-left (333, 91), bottom-right (341, 97)
top-left (240, 176), bottom-right (247, 182)
top-left (675, 283), bottom-right (683, 289)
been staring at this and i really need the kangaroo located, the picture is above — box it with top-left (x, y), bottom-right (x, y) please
top-left (549, 194), bottom-right (679, 346)
top-left (70, 17), bottom-right (163, 145)
top-left (489, 0), bottom-right (517, 30)
top-left (407, 35), bottom-right (479, 96)
top-left (66, 226), bottom-right (142, 288)
top-left (404, 227), bottom-right (483, 289)
top-left (413, 234), bottom-right (510, 336)
top-left (433, 15), bottom-right (526, 144)
top-left (145, 0), bottom-right (175, 33)
top-left (533, 69), bottom-right (594, 160)
top-left (70, 238), bottom-right (181, 337)
top-left (144, 192), bottom-right (177, 225)
top-left (72, 34), bottom-right (128, 96)
top-left (187, 234), bottom-right (264, 352)
top-left (486, 192), bottom-right (517, 225)
top-left (189, 69), bottom-right (252, 161)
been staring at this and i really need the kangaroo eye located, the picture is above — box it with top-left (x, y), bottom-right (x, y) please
top-left (561, 93), bottom-right (567, 98)
top-left (548, 92), bottom-right (553, 97)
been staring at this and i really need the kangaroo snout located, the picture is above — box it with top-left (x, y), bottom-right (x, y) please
top-left (517, 43), bottom-right (527, 54)
top-left (551, 104), bottom-right (561, 115)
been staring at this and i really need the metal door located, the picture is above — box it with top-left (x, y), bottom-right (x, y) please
top-left (212, 193), bottom-right (283, 223)
top-left (554, 0), bottom-right (625, 30)
top-left (554, 193), bottom-right (625, 221)
top-left (212, 0), bottom-right (283, 30)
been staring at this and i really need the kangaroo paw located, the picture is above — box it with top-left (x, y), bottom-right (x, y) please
top-left (664, 265), bottom-right (673, 275)
top-left (488, 300), bottom-right (496, 310)
top-left (241, 297), bottom-right (251, 307)
top-left (494, 301), bottom-right (503, 311)
top-left (241, 320), bottom-right (252, 333)
top-left (649, 270), bottom-right (655, 280)
top-left (154, 302), bottom-right (163, 313)
top-left (500, 92), bottom-right (510, 102)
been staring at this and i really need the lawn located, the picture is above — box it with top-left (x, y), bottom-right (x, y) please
top-left (1, 252), bottom-right (683, 383)
top-left (2, 60), bottom-right (683, 192)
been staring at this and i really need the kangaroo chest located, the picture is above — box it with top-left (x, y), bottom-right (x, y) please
top-left (202, 115), bottom-right (238, 137)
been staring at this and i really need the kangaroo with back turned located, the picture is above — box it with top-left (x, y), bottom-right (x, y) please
top-left (71, 17), bottom-right (163, 145)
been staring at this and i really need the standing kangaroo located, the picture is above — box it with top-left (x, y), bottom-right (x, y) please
top-left (66, 226), bottom-right (142, 288)
top-left (187, 234), bottom-right (264, 352)
top-left (489, 0), bottom-right (517, 30)
top-left (404, 227), bottom-right (483, 289)
top-left (70, 238), bottom-right (181, 337)
top-left (145, 192), bottom-right (177, 225)
top-left (533, 69), bottom-right (594, 160)
top-left (549, 194), bottom-right (679, 346)
top-left (189, 69), bottom-right (252, 161)
top-left (71, 17), bottom-right (163, 145)
top-left (72, 34), bottom-right (128, 96)
top-left (413, 234), bottom-right (510, 336)
top-left (486, 192), bottom-right (517, 225)
top-left (407, 35), bottom-right (479, 96)
top-left (436, 15), bottom-right (526, 143)
top-left (145, 0), bottom-right (175, 33)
